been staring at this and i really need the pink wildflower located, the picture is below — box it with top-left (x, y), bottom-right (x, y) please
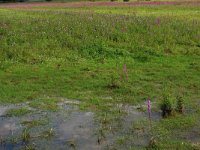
top-left (148, 98), bottom-right (151, 118)
top-left (123, 64), bottom-right (128, 81)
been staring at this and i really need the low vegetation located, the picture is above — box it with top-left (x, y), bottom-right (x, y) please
top-left (6, 107), bottom-right (31, 117)
top-left (0, 1), bottom-right (199, 149)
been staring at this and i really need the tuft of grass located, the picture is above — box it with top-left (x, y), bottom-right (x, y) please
top-left (160, 93), bottom-right (175, 118)
top-left (22, 128), bottom-right (31, 142)
top-left (176, 95), bottom-right (184, 114)
top-left (106, 75), bottom-right (121, 89)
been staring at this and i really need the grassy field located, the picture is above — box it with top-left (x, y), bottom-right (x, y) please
top-left (0, 1), bottom-right (200, 149)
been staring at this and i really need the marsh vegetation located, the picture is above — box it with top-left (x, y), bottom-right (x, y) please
top-left (0, 1), bottom-right (200, 149)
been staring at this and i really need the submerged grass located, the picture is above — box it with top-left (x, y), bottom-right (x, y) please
top-left (29, 98), bottom-right (59, 111)
top-left (5, 107), bottom-right (31, 117)
top-left (21, 119), bottom-right (48, 128)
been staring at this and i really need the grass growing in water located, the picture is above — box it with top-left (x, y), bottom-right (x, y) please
top-left (6, 107), bottom-right (31, 117)
top-left (21, 119), bottom-right (48, 128)
top-left (21, 128), bottom-right (31, 142)
top-left (29, 98), bottom-right (59, 111)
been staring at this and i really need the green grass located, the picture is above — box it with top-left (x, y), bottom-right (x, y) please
top-left (47, 5), bottom-right (200, 20)
top-left (0, 8), bottom-right (199, 104)
top-left (0, 3), bottom-right (200, 149)
top-left (21, 119), bottom-right (48, 128)
top-left (29, 98), bottom-right (59, 111)
top-left (6, 107), bottom-right (31, 117)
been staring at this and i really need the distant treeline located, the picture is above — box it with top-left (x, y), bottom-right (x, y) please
top-left (0, 0), bottom-right (29, 2)
top-left (0, 0), bottom-right (51, 2)
top-left (0, 0), bottom-right (26, 2)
